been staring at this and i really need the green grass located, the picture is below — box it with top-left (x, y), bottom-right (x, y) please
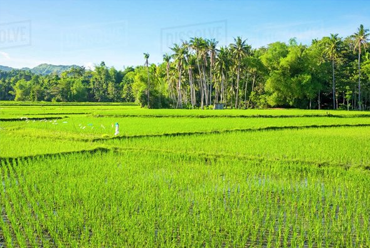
top-left (1, 103), bottom-right (370, 247)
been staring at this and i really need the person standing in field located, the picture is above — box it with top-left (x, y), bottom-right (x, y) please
top-left (115, 123), bottom-right (119, 136)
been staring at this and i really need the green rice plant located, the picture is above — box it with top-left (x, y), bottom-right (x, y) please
top-left (2, 103), bottom-right (370, 119)
top-left (102, 126), bottom-right (370, 168)
top-left (0, 133), bottom-right (98, 158)
top-left (1, 105), bottom-right (370, 247)
top-left (0, 150), bottom-right (369, 247)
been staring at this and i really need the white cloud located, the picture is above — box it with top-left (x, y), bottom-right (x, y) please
top-left (84, 62), bottom-right (95, 70)
top-left (0, 51), bottom-right (10, 60)
top-left (0, 53), bottom-right (49, 69)
top-left (257, 21), bottom-right (322, 31)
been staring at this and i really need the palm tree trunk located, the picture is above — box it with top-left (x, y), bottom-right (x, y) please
top-left (193, 80), bottom-right (196, 107)
top-left (147, 63), bottom-right (150, 108)
top-left (244, 73), bottom-right (249, 108)
top-left (358, 48), bottom-right (362, 110)
top-left (203, 80), bottom-right (208, 106)
top-left (347, 95), bottom-right (350, 111)
top-left (221, 72), bottom-right (225, 104)
top-left (166, 65), bottom-right (173, 104)
top-left (196, 58), bottom-right (204, 109)
top-left (209, 68), bottom-right (213, 106)
top-left (200, 79), bottom-right (204, 109)
top-left (235, 64), bottom-right (240, 109)
top-left (188, 69), bottom-right (195, 108)
top-left (215, 81), bottom-right (219, 104)
top-left (177, 68), bottom-right (182, 108)
top-left (202, 64), bottom-right (208, 106)
top-left (343, 92), bottom-right (345, 105)
top-left (247, 74), bottom-right (256, 108)
top-left (332, 59), bottom-right (335, 110)
top-left (251, 74), bottom-right (256, 92)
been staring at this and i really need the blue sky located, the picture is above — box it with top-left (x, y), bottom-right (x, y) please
top-left (0, 0), bottom-right (369, 69)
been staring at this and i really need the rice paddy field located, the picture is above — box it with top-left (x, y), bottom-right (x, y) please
top-left (1, 101), bottom-right (370, 247)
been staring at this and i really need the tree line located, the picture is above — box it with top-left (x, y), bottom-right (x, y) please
top-left (0, 25), bottom-right (369, 110)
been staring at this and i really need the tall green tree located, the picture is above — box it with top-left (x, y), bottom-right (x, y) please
top-left (263, 40), bottom-right (314, 107)
top-left (323, 34), bottom-right (343, 109)
top-left (207, 39), bottom-right (218, 105)
top-left (163, 53), bottom-right (174, 103)
top-left (13, 79), bottom-right (31, 101)
top-left (171, 44), bottom-right (186, 108)
top-left (243, 52), bottom-right (266, 108)
top-left (215, 46), bottom-right (231, 104)
top-left (185, 53), bottom-right (197, 108)
top-left (190, 37), bottom-right (204, 108)
top-left (190, 37), bottom-right (209, 108)
top-left (71, 79), bottom-right (88, 101)
top-left (230, 37), bottom-right (250, 108)
top-left (352, 24), bottom-right (370, 110)
top-left (92, 62), bottom-right (111, 102)
top-left (144, 53), bottom-right (150, 108)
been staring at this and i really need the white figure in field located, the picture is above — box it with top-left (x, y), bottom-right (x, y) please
top-left (115, 123), bottom-right (119, 136)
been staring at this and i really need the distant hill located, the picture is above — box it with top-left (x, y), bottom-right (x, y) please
top-left (29, 63), bottom-right (80, 75)
top-left (0, 65), bottom-right (14, 72)
top-left (0, 63), bottom-right (81, 75)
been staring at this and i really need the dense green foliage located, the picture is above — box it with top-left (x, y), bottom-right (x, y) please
top-left (0, 104), bottom-right (370, 246)
top-left (1, 25), bottom-right (369, 110)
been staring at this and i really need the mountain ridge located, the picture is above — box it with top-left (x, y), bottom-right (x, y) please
top-left (0, 63), bottom-right (81, 75)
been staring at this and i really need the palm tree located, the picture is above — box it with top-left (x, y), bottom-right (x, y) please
top-left (163, 53), bottom-right (174, 103)
top-left (215, 46), bottom-right (230, 104)
top-left (230, 37), bottom-right (250, 108)
top-left (185, 53), bottom-right (197, 108)
top-left (246, 52), bottom-right (265, 108)
top-left (171, 43), bottom-right (186, 108)
top-left (143, 53), bottom-right (150, 108)
top-left (181, 41), bottom-right (197, 108)
top-left (191, 38), bottom-right (209, 106)
top-left (190, 37), bottom-right (207, 109)
top-left (207, 39), bottom-right (218, 106)
top-left (163, 53), bottom-right (171, 82)
top-left (198, 38), bottom-right (209, 106)
top-left (323, 34), bottom-right (342, 109)
top-left (352, 24), bottom-right (370, 110)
